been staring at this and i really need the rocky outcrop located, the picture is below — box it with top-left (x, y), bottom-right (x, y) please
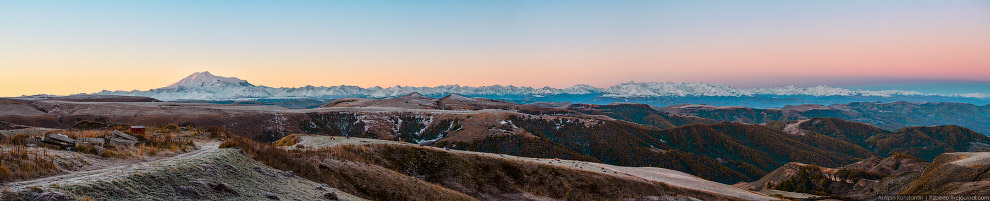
top-left (743, 154), bottom-right (932, 200)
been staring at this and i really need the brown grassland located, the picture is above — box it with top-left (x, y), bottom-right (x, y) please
top-left (221, 136), bottom-right (744, 201)
top-left (0, 125), bottom-right (201, 183)
top-left (0, 146), bottom-right (60, 183)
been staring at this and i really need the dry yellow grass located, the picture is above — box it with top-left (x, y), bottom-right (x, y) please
top-left (0, 128), bottom-right (198, 183)
top-left (1, 134), bottom-right (32, 145)
top-left (51, 128), bottom-right (195, 159)
top-left (61, 130), bottom-right (113, 139)
top-left (0, 146), bottom-right (60, 183)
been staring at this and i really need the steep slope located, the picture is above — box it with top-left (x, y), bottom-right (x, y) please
top-left (743, 154), bottom-right (929, 199)
top-left (797, 117), bottom-right (888, 149)
top-left (870, 125), bottom-right (990, 161)
top-left (663, 101), bottom-right (990, 135)
top-left (777, 128), bottom-right (876, 162)
top-left (655, 123), bottom-right (869, 179)
top-left (787, 117), bottom-right (990, 161)
top-left (567, 103), bottom-right (716, 129)
top-left (662, 104), bottom-right (805, 123)
top-left (842, 154), bottom-right (928, 178)
top-left (833, 101), bottom-right (990, 133)
top-left (902, 152), bottom-right (990, 195)
top-left (439, 118), bottom-right (871, 184)
top-left (231, 135), bottom-right (777, 201)
top-left (834, 154), bottom-right (929, 199)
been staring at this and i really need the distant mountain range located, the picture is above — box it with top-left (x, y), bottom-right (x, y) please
top-left (662, 101), bottom-right (990, 135)
top-left (85, 71), bottom-right (990, 108)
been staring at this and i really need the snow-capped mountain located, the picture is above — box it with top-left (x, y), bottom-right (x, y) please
top-left (165, 71), bottom-right (253, 89)
top-left (91, 72), bottom-right (988, 103)
top-left (603, 82), bottom-right (748, 97)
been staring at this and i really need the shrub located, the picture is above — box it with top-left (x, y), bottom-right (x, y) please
top-left (272, 134), bottom-right (300, 147)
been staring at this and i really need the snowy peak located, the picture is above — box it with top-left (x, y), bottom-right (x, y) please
top-left (603, 82), bottom-right (748, 97)
top-left (165, 71), bottom-right (253, 89)
top-left (87, 71), bottom-right (990, 101)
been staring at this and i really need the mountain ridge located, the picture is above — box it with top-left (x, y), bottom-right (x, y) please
top-left (165, 71), bottom-right (253, 89)
top-left (89, 72), bottom-right (990, 102)
top-left (664, 101), bottom-right (990, 135)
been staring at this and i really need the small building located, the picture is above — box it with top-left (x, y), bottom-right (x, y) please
top-left (129, 126), bottom-right (146, 135)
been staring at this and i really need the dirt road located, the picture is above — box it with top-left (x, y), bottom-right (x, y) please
top-left (3, 141), bottom-right (221, 191)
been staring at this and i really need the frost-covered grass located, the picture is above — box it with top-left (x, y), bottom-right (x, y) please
top-left (0, 128), bottom-right (200, 185)
top-left (0, 146), bottom-right (60, 183)
top-left (5, 143), bottom-right (364, 201)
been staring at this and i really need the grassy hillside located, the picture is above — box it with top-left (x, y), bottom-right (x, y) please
top-left (567, 103), bottom-right (716, 129)
top-left (871, 125), bottom-right (990, 161)
top-left (221, 137), bottom-right (744, 201)
top-left (438, 115), bottom-right (871, 184)
top-left (797, 117), bottom-right (888, 149)
top-left (662, 101), bottom-right (990, 134)
top-left (221, 137), bottom-right (476, 201)
top-left (656, 123), bottom-right (870, 179)
top-left (795, 118), bottom-right (990, 161)
top-left (902, 152), bottom-right (990, 195)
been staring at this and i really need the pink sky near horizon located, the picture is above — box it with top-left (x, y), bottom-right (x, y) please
top-left (0, 1), bottom-right (988, 96)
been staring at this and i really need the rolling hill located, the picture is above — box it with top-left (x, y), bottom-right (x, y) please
top-left (662, 101), bottom-right (990, 135)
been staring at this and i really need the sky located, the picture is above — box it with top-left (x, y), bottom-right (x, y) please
top-left (1, 0), bottom-right (989, 96)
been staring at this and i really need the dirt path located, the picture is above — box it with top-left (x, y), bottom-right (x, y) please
top-left (3, 141), bottom-right (221, 191)
top-left (591, 164), bottom-right (777, 201)
top-left (950, 152), bottom-right (990, 166)
top-left (783, 119), bottom-right (810, 135)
